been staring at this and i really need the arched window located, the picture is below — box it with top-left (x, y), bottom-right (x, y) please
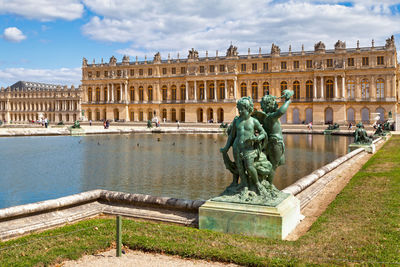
top-left (148, 110), bottom-right (153, 120)
top-left (130, 111), bottom-right (134, 121)
top-left (325, 107), bottom-right (333, 124)
top-left (376, 107), bottom-right (385, 122)
top-left (198, 108), bottom-right (203, 122)
top-left (347, 80), bottom-right (355, 99)
top-left (305, 108), bottom-right (313, 124)
top-left (148, 86), bottom-right (153, 101)
top-left (240, 83), bottom-right (247, 97)
top-left (251, 82), bottom-right (258, 100)
top-left (207, 108), bottom-right (214, 122)
top-left (162, 85), bottom-right (167, 101)
top-left (180, 85), bottom-right (186, 100)
top-left (113, 109), bottom-right (119, 120)
top-left (139, 86), bottom-right (144, 101)
top-left (88, 88), bottom-right (92, 102)
top-left (219, 83), bottom-right (225, 99)
top-left (280, 81), bottom-right (287, 96)
top-left (326, 79), bottom-right (333, 99)
top-left (217, 108), bottom-right (224, 123)
top-left (171, 108), bottom-right (177, 122)
top-left (361, 107), bottom-right (370, 123)
top-left (88, 110), bottom-right (92, 121)
top-left (199, 84), bottom-right (204, 100)
top-left (130, 86), bottom-right (134, 102)
top-left (292, 108), bottom-right (300, 124)
top-left (139, 111), bottom-right (144, 121)
top-left (171, 85), bottom-right (177, 101)
top-left (209, 83), bottom-right (215, 99)
top-left (361, 79), bottom-right (369, 99)
top-left (162, 109), bottom-right (167, 121)
top-left (347, 108), bottom-right (355, 123)
top-left (96, 88), bottom-right (100, 101)
top-left (180, 109), bottom-right (185, 122)
top-left (376, 78), bottom-right (385, 99)
top-left (306, 80), bottom-right (313, 99)
top-left (293, 81), bottom-right (300, 99)
top-left (263, 82), bottom-right (269, 96)
top-left (95, 109), bottom-right (100, 121)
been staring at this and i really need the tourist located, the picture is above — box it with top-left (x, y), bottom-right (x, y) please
top-left (307, 122), bottom-right (313, 130)
top-left (177, 120), bottom-right (180, 129)
top-left (44, 117), bottom-right (48, 128)
top-left (89, 120), bottom-right (92, 126)
top-left (103, 120), bottom-right (106, 129)
top-left (348, 122), bottom-right (353, 130)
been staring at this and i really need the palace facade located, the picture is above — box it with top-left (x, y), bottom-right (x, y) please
top-left (81, 36), bottom-right (399, 124)
top-left (0, 81), bottom-right (82, 123)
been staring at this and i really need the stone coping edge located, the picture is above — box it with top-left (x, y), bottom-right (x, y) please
top-left (283, 136), bottom-right (383, 196)
top-left (0, 189), bottom-right (205, 221)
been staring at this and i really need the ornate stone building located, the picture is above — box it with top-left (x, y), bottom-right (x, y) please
top-left (0, 81), bottom-right (82, 123)
top-left (81, 36), bottom-right (398, 124)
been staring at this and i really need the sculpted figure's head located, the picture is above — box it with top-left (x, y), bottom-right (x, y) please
top-left (237, 97), bottom-right (254, 116)
top-left (261, 95), bottom-right (277, 113)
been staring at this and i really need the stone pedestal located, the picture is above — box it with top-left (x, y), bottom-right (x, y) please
top-left (199, 194), bottom-right (301, 240)
top-left (348, 143), bottom-right (375, 153)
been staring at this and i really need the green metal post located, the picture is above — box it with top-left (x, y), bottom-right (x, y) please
top-left (116, 215), bottom-right (122, 257)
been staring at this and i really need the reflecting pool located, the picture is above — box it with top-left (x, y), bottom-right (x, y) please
top-left (0, 134), bottom-right (352, 209)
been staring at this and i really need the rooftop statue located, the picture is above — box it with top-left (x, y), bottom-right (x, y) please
top-left (188, 48), bottom-right (199, 60)
top-left (122, 55), bottom-right (130, 64)
top-left (109, 56), bottom-right (117, 65)
top-left (214, 91), bottom-right (293, 206)
top-left (82, 57), bottom-right (88, 67)
top-left (271, 43), bottom-right (280, 55)
top-left (354, 122), bottom-right (372, 145)
top-left (385, 35), bottom-right (395, 49)
top-left (226, 44), bottom-right (238, 57)
top-left (334, 40), bottom-right (346, 50)
top-left (314, 41), bottom-right (326, 52)
top-left (153, 52), bottom-right (161, 63)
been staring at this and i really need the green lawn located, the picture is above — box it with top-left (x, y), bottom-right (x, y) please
top-left (1, 136), bottom-right (399, 266)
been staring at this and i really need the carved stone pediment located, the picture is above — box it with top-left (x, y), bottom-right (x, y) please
top-left (314, 41), bottom-right (326, 52)
top-left (188, 65), bottom-right (198, 74)
top-left (188, 48), bottom-right (199, 60)
top-left (385, 35), bottom-right (395, 50)
top-left (271, 43), bottom-right (280, 56)
top-left (153, 52), bottom-right (161, 63)
top-left (109, 56), bottom-right (117, 66)
top-left (227, 63), bottom-right (237, 73)
top-left (226, 45), bottom-right (238, 58)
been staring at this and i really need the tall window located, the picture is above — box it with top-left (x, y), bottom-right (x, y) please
top-left (306, 60), bottom-right (313, 68)
top-left (162, 109), bottom-right (167, 120)
top-left (180, 85), bottom-right (186, 100)
top-left (281, 61), bottom-right (287, 70)
top-left (172, 67), bottom-right (176, 74)
top-left (130, 87), bottom-right (134, 101)
top-left (171, 109), bottom-right (176, 122)
top-left (348, 58), bottom-right (354, 67)
top-left (240, 83), bottom-right (247, 97)
top-left (116, 88), bottom-right (121, 101)
top-left (199, 84), bottom-right (204, 100)
top-left (88, 88), bottom-right (92, 102)
top-left (139, 86), bottom-right (144, 101)
top-left (347, 80), bottom-right (355, 99)
top-left (219, 65), bottom-right (225, 72)
top-left (96, 88), bottom-right (100, 101)
top-left (209, 65), bottom-right (215, 73)
top-left (148, 68), bottom-right (152, 76)
top-left (209, 83), bottom-right (215, 99)
top-left (162, 68), bottom-right (167, 75)
top-left (251, 82), bottom-right (258, 100)
top-left (162, 85), bottom-right (167, 101)
top-left (263, 82), bottom-right (269, 96)
top-left (241, 64), bottom-right (246, 72)
top-left (306, 80), bottom-right (313, 99)
top-left (326, 80), bottom-right (334, 99)
top-left (293, 81), bottom-right (300, 99)
top-left (148, 86), bottom-right (153, 101)
top-left (376, 78), bottom-right (385, 99)
top-left (326, 59), bottom-right (333, 67)
top-left (362, 57), bottom-right (369, 66)
top-left (252, 63), bottom-right (257, 71)
top-left (171, 85), bottom-right (177, 101)
top-left (361, 79), bottom-right (370, 99)
top-left (263, 63), bottom-right (268, 71)
top-left (280, 81), bottom-right (287, 96)
top-left (199, 66), bottom-right (205, 73)
top-left (181, 67), bottom-right (186, 74)
top-left (377, 56), bottom-right (384, 65)
top-left (219, 83), bottom-right (225, 99)
top-left (293, 61), bottom-right (299, 69)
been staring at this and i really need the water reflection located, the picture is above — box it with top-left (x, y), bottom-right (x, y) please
top-left (0, 134), bottom-right (352, 209)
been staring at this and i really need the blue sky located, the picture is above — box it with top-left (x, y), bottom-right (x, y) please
top-left (1, 0), bottom-right (400, 87)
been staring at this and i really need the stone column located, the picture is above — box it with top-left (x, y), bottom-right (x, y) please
top-left (111, 83), bottom-right (114, 102)
top-left (185, 81), bottom-right (189, 100)
top-left (371, 76), bottom-right (377, 100)
top-left (355, 77), bottom-right (361, 100)
top-left (334, 76), bottom-right (338, 99)
top-left (234, 77), bottom-right (237, 99)
top-left (224, 80), bottom-right (227, 100)
top-left (124, 82), bottom-right (128, 103)
top-left (313, 77), bottom-right (317, 99)
top-left (392, 74), bottom-right (396, 99)
top-left (342, 76), bottom-right (345, 99)
top-left (107, 84), bottom-right (110, 102)
top-left (194, 81), bottom-right (197, 100)
top-left (214, 80), bottom-right (217, 100)
top-left (204, 81), bottom-right (207, 100)
top-left (320, 76), bottom-right (324, 99)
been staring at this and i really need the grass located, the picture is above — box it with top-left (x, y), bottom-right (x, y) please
top-left (1, 136), bottom-right (400, 266)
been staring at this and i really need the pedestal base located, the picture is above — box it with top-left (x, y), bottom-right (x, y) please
top-left (348, 143), bottom-right (375, 153)
top-left (199, 194), bottom-right (301, 239)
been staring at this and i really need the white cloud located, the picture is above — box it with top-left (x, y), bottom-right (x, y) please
top-left (3, 27), bottom-right (26, 42)
top-left (0, 67), bottom-right (81, 88)
top-left (0, 0), bottom-right (83, 21)
top-left (81, 0), bottom-right (400, 58)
